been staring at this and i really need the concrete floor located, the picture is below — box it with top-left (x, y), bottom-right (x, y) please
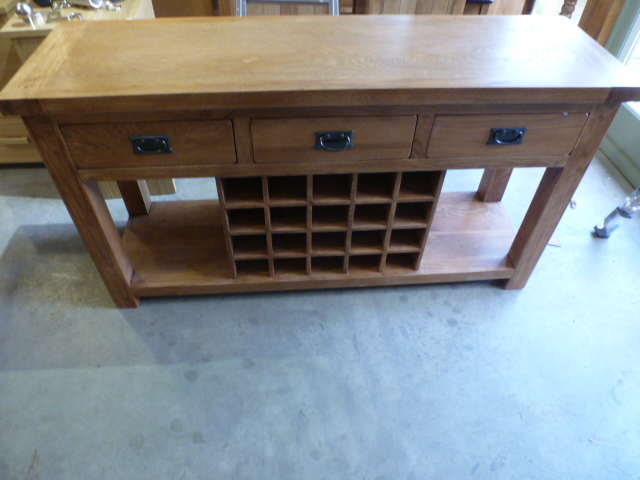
top-left (0, 155), bottom-right (639, 480)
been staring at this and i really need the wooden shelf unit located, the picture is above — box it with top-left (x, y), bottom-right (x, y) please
top-left (122, 192), bottom-right (516, 296)
top-left (217, 171), bottom-right (444, 278)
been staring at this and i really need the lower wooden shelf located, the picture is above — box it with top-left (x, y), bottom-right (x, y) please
top-left (123, 191), bottom-right (516, 297)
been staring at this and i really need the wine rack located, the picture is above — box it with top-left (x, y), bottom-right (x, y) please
top-left (217, 171), bottom-right (445, 278)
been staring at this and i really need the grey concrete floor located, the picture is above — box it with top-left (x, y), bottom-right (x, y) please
top-left (0, 155), bottom-right (639, 480)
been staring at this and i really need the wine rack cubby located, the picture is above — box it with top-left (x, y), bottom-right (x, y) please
top-left (217, 171), bottom-right (445, 278)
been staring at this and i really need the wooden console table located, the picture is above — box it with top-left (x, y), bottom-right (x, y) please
top-left (1, 16), bottom-right (638, 308)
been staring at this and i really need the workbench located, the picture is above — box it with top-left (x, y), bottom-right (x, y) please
top-left (1, 16), bottom-right (638, 308)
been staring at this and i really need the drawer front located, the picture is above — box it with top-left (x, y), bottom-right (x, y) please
top-left (251, 116), bottom-right (417, 163)
top-left (427, 113), bottom-right (589, 158)
top-left (61, 120), bottom-right (236, 168)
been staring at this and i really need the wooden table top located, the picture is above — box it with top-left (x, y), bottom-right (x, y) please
top-left (0, 0), bottom-right (149, 38)
top-left (2, 15), bottom-right (640, 115)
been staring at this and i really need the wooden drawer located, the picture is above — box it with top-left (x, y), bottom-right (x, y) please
top-left (60, 120), bottom-right (236, 168)
top-left (427, 113), bottom-right (589, 158)
top-left (251, 116), bottom-right (417, 163)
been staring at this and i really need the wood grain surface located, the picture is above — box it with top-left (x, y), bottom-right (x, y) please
top-left (252, 116), bottom-right (416, 163)
top-left (2, 16), bottom-right (640, 115)
top-left (477, 168), bottom-right (513, 202)
top-left (76, 154), bottom-right (570, 183)
top-left (60, 120), bottom-right (236, 168)
top-left (123, 192), bottom-right (515, 297)
top-left (427, 113), bottom-right (589, 158)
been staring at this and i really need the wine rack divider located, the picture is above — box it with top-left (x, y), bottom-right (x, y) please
top-left (218, 171), bottom-right (445, 278)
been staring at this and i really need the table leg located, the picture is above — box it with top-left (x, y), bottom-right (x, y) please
top-left (117, 180), bottom-right (152, 216)
top-left (23, 117), bottom-right (140, 307)
top-left (477, 168), bottom-right (513, 202)
top-left (506, 103), bottom-right (619, 289)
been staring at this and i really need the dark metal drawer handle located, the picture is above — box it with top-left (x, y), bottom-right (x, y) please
top-left (130, 135), bottom-right (173, 155)
top-left (315, 131), bottom-right (354, 152)
top-left (488, 127), bottom-right (528, 146)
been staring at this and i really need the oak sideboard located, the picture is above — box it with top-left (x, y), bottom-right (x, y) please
top-left (1, 15), bottom-right (638, 308)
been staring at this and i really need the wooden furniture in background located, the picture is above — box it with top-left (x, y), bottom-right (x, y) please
top-left (0, 0), bottom-right (155, 61)
top-left (464, 0), bottom-right (526, 15)
top-left (1, 16), bottom-right (638, 308)
top-left (359, 0), bottom-right (465, 14)
top-left (152, 0), bottom-right (215, 16)
top-left (557, 0), bottom-right (626, 46)
top-left (0, 0), bottom-right (175, 197)
top-left (1, 0), bottom-right (41, 164)
top-left (577, 0), bottom-right (626, 45)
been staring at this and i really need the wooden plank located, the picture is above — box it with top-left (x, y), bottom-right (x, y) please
top-left (506, 102), bottom-right (620, 289)
top-left (22, 116), bottom-right (139, 307)
top-left (383, 0), bottom-right (403, 14)
top-left (0, 116), bottom-right (39, 164)
top-left (0, 35), bottom-right (21, 89)
top-left (3, 16), bottom-right (640, 116)
top-left (262, 176), bottom-right (275, 277)
top-left (353, 0), bottom-right (368, 13)
top-left (123, 192), bottom-right (515, 297)
top-left (77, 155), bottom-right (570, 182)
top-left (0, 144), bottom-right (41, 163)
top-left (117, 180), bottom-right (152, 216)
top-left (487, 0), bottom-right (527, 15)
top-left (577, 0), bottom-right (626, 46)
top-left (521, 0), bottom-right (534, 14)
top-left (430, 0), bottom-right (451, 14)
top-left (398, 0), bottom-right (418, 13)
top-left (379, 172), bottom-right (402, 271)
top-left (477, 168), bottom-right (513, 202)
top-left (410, 114), bottom-right (434, 159)
top-left (51, 103), bottom-right (598, 125)
top-left (215, 177), bottom-right (238, 278)
top-left (99, 179), bottom-right (176, 198)
top-left (232, 117), bottom-right (253, 164)
top-left (152, 0), bottom-right (214, 16)
top-left (414, 0), bottom-right (435, 13)
top-left (413, 170), bottom-right (445, 268)
top-left (450, 0), bottom-right (465, 14)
